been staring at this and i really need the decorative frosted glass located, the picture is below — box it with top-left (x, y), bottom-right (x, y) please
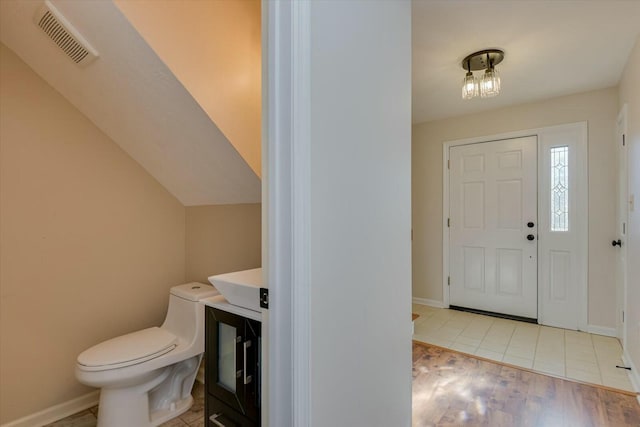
top-left (551, 146), bottom-right (569, 232)
top-left (218, 323), bottom-right (237, 392)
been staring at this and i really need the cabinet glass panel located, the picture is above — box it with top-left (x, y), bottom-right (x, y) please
top-left (218, 323), bottom-right (237, 392)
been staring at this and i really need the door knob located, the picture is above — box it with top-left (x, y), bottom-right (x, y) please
top-left (527, 234), bottom-right (535, 241)
top-left (612, 239), bottom-right (622, 247)
top-left (527, 222), bottom-right (535, 228)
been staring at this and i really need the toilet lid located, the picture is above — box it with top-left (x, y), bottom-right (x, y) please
top-left (77, 327), bottom-right (177, 370)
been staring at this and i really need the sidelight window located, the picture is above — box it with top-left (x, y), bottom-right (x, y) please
top-left (551, 146), bottom-right (569, 231)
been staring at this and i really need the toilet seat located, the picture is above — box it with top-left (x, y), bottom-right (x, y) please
top-left (77, 327), bottom-right (177, 371)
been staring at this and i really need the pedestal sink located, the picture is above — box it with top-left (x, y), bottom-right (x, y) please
top-left (208, 268), bottom-right (263, 312)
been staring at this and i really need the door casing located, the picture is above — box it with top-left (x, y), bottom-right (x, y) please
top-left (616, 105), bottom-right (629, 345)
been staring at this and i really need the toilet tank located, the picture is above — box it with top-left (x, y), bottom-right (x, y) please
top-left (170, 282), bottom-right (219, 302)
top-left (161, 282), bottom-right (219, 345)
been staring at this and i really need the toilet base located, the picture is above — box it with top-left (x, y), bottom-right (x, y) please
top-left (97, 387), bottom-right (194, 427)
top-left (95, 358), bottom-right (199, 427)
top-left (150, 395), bottom-right (193, 426)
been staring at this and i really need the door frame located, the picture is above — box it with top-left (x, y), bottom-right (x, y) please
top-left (442, 123), bottom-right (588, 331)
top-left (616, 104), bottom-right (628, 345)
top-left (263, 0), bottom-right (312, 425)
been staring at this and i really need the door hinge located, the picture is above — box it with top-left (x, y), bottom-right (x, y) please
top-left (447, 218), bottom-right (450, 227)
top-left (622, 310), bottom-right (625, 323)
top-left (260, 288), bottom-right (269, 309)
top-left (623, 134), bottom-right (626, 146)
top-left (447, 276), bottom-right (450, 286)
top-left (623, 222), bottom-right (626, 235)
top-left (447, 159), bottom-right (450, 169)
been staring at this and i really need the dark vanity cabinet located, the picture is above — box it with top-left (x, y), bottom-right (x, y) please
top-left (205, 306), bottom-right (261, 427)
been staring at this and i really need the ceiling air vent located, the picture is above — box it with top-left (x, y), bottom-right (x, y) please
top-left (34, 0), bottom-right (98, 66)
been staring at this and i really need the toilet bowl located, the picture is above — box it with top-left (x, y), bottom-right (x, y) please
top-left (75, 282), bottom-right (218, 427)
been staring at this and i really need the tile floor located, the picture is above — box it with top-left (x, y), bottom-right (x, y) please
top-left (412, 303), bottom-right (635, 392)
top-left (43, 382), bottom-right (205, 427)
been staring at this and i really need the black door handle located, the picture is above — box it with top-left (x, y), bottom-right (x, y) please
top-left (527, 234), bottom-right (535, 241)
top-left (612, 239), bottom-right (622, 247)
top-left (527, 222), bottom-right (535, 228)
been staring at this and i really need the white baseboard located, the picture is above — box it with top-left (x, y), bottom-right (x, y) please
top-left (412, 297), bottom-right (445, 309)
top-left (586, 324), bottom-right (617, 337)
top-left (622, 349), bottom-right (640, 404)
top-left (1, 391), bottom-right (99, 427)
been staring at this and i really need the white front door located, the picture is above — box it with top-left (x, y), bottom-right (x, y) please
top-left (449, 136), bottom-right (538, 319)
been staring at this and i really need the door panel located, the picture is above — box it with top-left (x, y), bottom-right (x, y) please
top-left (449, 136), bottom-right (538, 318)
top-left (463, 154), bottom-right (484, 172)
top-left (549, 250), bottom-right (570, 301)
top-left (498, 150), bottom-right (522, 169)
top-left (496, 248), bottom-right (523, 296)
top-left (463, 247), bottom-right (485, 290)
top-left (463, 182), bottom-right (485, 228)
top-left (497, 180), bottom-right (522, 229)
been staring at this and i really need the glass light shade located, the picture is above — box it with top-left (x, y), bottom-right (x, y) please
top-left (461, 71), bottom-right (478, 100)
top-left (480, 67), bottom-right (501, 98)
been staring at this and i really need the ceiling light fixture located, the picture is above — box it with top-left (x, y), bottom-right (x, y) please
top-left (461, 49), bottom-right (504, 100)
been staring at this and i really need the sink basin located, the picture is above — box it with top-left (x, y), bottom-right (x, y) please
top-left (208, 268), bottom-right (263, 312)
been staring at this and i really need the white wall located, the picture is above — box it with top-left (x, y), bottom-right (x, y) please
top-left (308, 1), bottom-right (412, 425)
top-left (413, 88), bottom-right (619, 329)
top-left (618, 36), bottom-right (640, 385)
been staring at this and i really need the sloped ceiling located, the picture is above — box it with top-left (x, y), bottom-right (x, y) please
top-left (412, 0), bottom-right (640, 124)
top-left (114, 0), bottom-right (262, 177)
top-left (0, 0), bottom-right (261, 206)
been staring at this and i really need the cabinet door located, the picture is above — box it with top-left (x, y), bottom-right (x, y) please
top-left (242, 318), bottom-right (260, 421)
top-left (205, 307), bottom-right (247, 414)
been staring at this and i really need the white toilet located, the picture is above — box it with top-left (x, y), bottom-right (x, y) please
top-left (75, 282), bottom-right (219, 427)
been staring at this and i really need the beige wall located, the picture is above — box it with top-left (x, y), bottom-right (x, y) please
top-left (618, 37), bottom-right (640, 376)
top-left (413, 87), bottom-right (619, 329)
top-left (0, 44), bottom-right (264, 424)
top-left (0, 44), bottom-right (186, 423)
top-left (186, 204), bottom-right (261, 283)
top-left (114, 0), bottom-right (262, 177)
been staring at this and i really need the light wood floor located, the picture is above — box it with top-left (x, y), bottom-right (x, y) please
top-left (412, 341), bottom-right (640, 426)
